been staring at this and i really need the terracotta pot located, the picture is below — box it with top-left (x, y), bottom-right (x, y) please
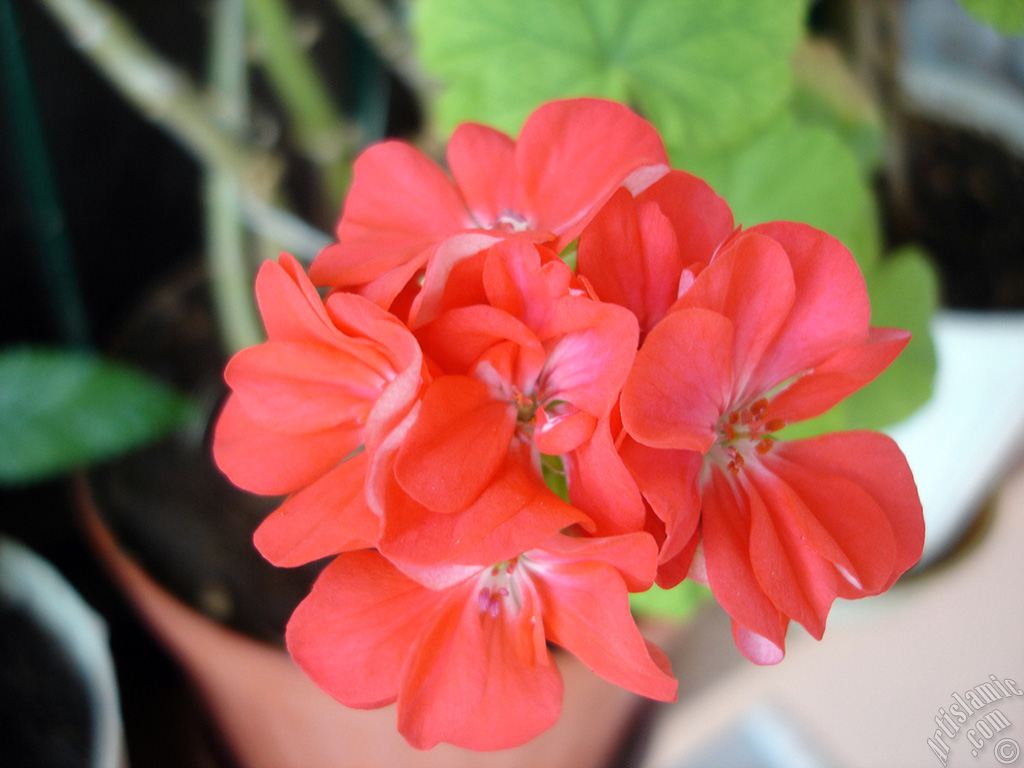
top-left (78, 481), bottom-right (668, 768)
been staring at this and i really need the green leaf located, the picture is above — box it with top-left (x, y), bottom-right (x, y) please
top-left (784, 246), bottom-right (940, 438)
top-left (413, 0), bottom-right (805, 155)
top-left (682, 119), bottom-right (882, 270)
top-left (630, 579), bottom-right (710, 620)
top-left (0, 347), bottom-right (195, 485)
top-left (958, 0), bottom-right (1024, 34)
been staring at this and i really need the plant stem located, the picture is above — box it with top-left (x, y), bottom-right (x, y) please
top-left (206, 0), bottom-right (263, 354)
top-left (328, 0), bottom-right (437, 108)
top-left (1, 0), bottom-right (90, 346)
top-left (35, 0), bottom-right (283, 200)
top-left (242, 0), bottom-right (354, 209)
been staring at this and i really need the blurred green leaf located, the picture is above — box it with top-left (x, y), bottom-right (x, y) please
top-left (958, 0), bottom-right (1024, 34)
top-left (414, 0), bottom-right (805, 154)
top-left (0, 347), bottom-right (194, 485)
top-left (630, 579), bottom-right (710, 620)
top-left (683, 118), bottom-right (882, 270)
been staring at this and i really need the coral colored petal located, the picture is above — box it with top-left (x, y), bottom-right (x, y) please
top-left (482, 239), bottom-right (574, 335)
top-left (399, 580), bottom-right (561, 750)
top-left (757, 445), bottom-right (897, 595)
top-left (256, 255), bottom-right (336, 345)
top-left (225, 341), bottom-right (385, 433)
top-left (541, 296), bottom-right (639, 417)
top-left (563, 419), bottom-right (646, 537)
top-left (732, 621), bottom-right (786, 666)
top-left (410, 233), bottom-right (502, 327)
top-left (253, 451), bottom-right (377, 567)
top-left (416, 305), bottom-right (545, 382)
top-left (745, 222), bottom-right (871, 393)
top-left (394, 376), bottom-right (516, 512)
top-left (285, 550), bottom-right (444, 709)
top-left (654, 529), bottom-right (700, 590)
top-left (375, 418), bottom-right (586, 567)
top-left (310, 141), bottom-right (471, 288)
top-left (673, 231), bottom-right (795, 397)
top-left (701, 468), bottom-right (788, 650)
top-left (619, 437), bottom-right (702, 567)
top-left (533, 408), bottom-right (597, 456)
top-left (621, 308), bottom-right (733, 452)
top-left (529, 559), bottom-right (676, 702)
top-left (446, 123), bottom-right (518, 227)
top-left (766, 327), bottom-right (911, 424)
top-left (744, 471), bottom-right (838, 640)
top-left (775, 432), bottom-right (923, 592)
top-left (515, 99), bottom-right (668, 246)
top-left (532, 532), bottom-right (659, 593)
top-left (577, 188), bottom-right (682, 336)
top-left (637, 170), bottom-right (735, 278)
top-left (213, 396), bottom-right (362, 496)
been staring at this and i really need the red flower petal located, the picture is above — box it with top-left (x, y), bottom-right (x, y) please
top-left (394, 376), bottom-right (517, 512)
top-left (672, 230), bottom-right (795, 399)
top-left (744, 222), bottom-right (871, 393)
top-left (773, 432), bottom-right (923, 593)
top-left (619, 437), bottom-right (702, 568)
top-left (515, 98), bottom-right (668, 247)
top-left (744, 471), bottom-right (839, 640)
top-left (529, 555), bottom-right (676, 702)
top-left (621, 308), bottom-right (734, 452)
top-left (766, 327), bottom-right (911, 424)
top-left (399, 580), bottom-right (561, 750)
top-left (253, 451), bottom-right (378, 567)
top-left (446, 122), bottom-right (518, 227)
top-left (309, 141), bottom-right (470, 289)
top-left (212, 396), bottom-right (361, 496)
top-left (285, 550), bottom-right (445, 709)
top-left (256, 254), bottom-right (337, 345)
top-left (577, 187), bottom-right (682, 337)
top-left (563, 419), bottom-right (646, 537)
top-left (701, 467), bottom-right (788, 653)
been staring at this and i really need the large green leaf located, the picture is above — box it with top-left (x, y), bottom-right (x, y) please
top-left (682, 118), bottom-right (882, 270)
top-left (959, 0), bottom-right (1024, 34)
top-left (0, 348), bottom-right (194, 485)
top-left (413, 0), bottom-right (805, 154)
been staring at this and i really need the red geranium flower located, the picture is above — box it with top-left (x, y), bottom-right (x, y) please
top-left (285, 532), bottom-right (676, 751)
top-left (619, 223), bottom-right (924, 664)
top-left (310, 98), bottom-right (668, 310)
top-left (212, 254), bottom-right (423, 565)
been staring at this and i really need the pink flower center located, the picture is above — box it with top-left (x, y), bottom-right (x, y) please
top-left (710, 398), bottom-right (786, 475)
top-left (477, 558), bottom-right (521, 618)
top-left (493, 209), bottom-right (532, 233)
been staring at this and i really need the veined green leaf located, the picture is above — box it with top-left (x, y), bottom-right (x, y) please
top-left (414, 0), bottom-right (805, 154)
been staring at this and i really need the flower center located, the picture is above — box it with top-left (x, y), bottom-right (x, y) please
top-left (477, 559), bottom-right (521, 618)
top-left (493, 209), bottom-right (531, 233)
top-left (711, 398), bottom-right (786, 475)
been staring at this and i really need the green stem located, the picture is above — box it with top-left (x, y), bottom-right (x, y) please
top-left (1, 0), bottom-right (89, 346)
top-left (242, 0), bottom-right (354, 209)
top-left (35, 0), bottom-right (283, 200)
top-left (206, 0), bottom-right (263, 354)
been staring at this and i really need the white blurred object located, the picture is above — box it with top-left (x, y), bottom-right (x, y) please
top-left (0, 537), bottom-right (126, 768)
top-left (886, 311), bottom-right (1024, 566)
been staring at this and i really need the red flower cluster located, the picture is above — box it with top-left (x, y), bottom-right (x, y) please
top-left (213, 99), bottom-right (924, 750)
